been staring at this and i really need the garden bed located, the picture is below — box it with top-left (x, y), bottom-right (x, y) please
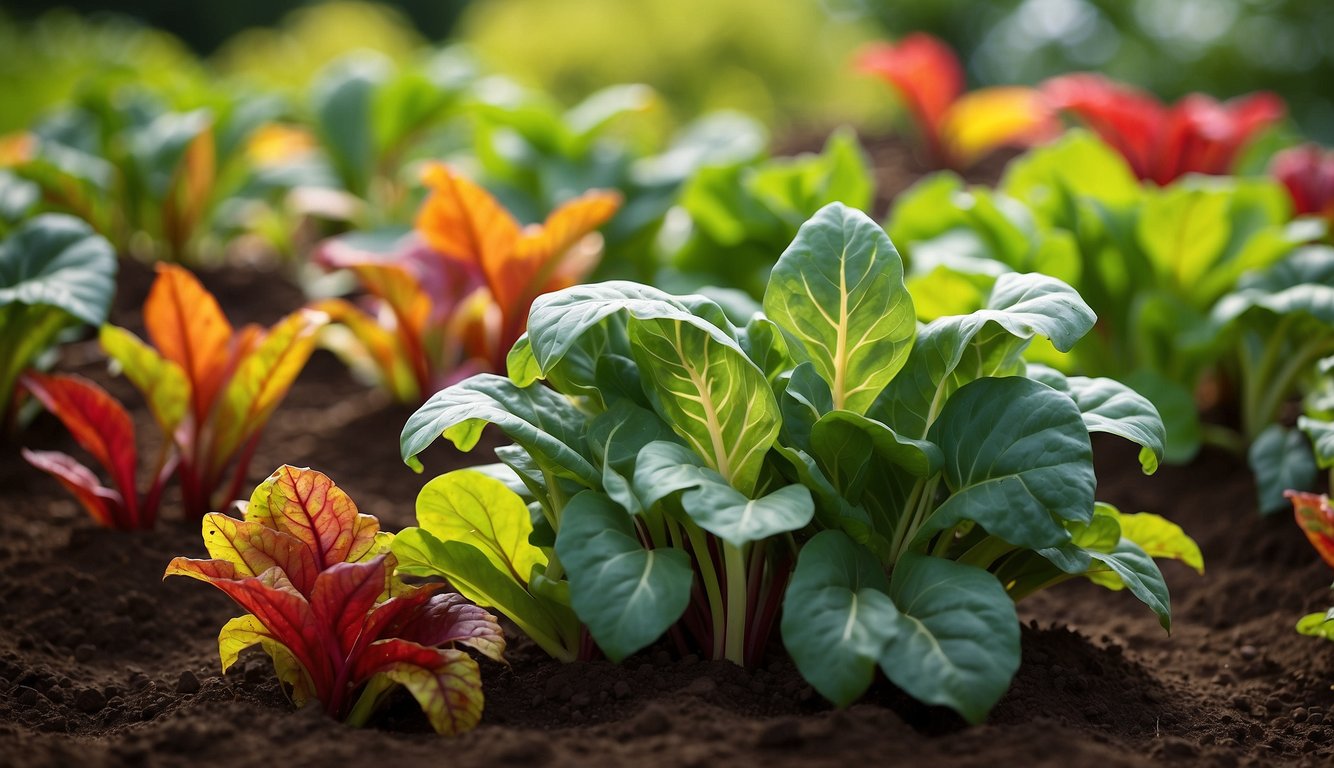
top-left (2, 263), bottom-right (1334, 768)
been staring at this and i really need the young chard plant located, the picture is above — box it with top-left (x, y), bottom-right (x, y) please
top-left (0, 214), bottom-right (116, 430)
top-left (166, 465), bottom-right (504, 734)
top-left (316, 164), bottom-right (620, 401)
top-left (24, 264), bottom-right (326, 525)
top-left (1042, 73), bottom-right (1284, 185)
top-left (856, 33), bottom-right (1055, 171)
top-left (397, 202), bottom-right (1200, 722)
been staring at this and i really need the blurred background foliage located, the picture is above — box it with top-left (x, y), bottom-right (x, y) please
top-left (2, 0), bottom-right (1333, 139)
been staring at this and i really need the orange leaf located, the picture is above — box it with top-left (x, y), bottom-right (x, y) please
top-left (415, 163), bottom-right (519, 269)
top-left (200, 512), bottom-right (320, 595)
top-left (511, 190), bottom-right (621, 304)
top-left (144, 264), bottom-right (233, 423)
top-left (1291, 491), bottom-right (1334, 570)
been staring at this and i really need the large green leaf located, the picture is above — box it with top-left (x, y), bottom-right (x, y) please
top-left (415, 470), bottom-right (547, 585)
top-left (311, 57), bottom-right (388, 196)
top-left (401, 374), bottom-right (597, 485)
top-left (781, 530), bottom-right (898, 707)
top-left (628, 315), bottom-right (778, 496)
top-left (873, 272), bottom-right (1095, 439)
top-left (526, 281), bottom-right (735, 379)
top-left (925, 377), bottom-right (1095, 550)
top-left (0, 213), bottom-right (116, 326)
top-left (881, 552), bottom-right (1020, 724)
top-left (1136, 184), bottom-right (1230, 300)
top-left (554, 491), bottom-right (693, 662)
top-left (1249, 425), bottom-right (1317, 515)
top-left (1030, 367), bottom-right (1165, 475)
top-left (762, 202), bottom-right (915, 414)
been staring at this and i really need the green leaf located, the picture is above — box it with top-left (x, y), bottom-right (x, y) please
top-left (1249, 425), bottom-right (1317, 515)
top-left (881, 552), bottom-right (1020, 724)
top-left (1137, 184), bottom-right (1231, 299)
top-left (1114, 511), bottom-right (1204, 574)
top-left (1001, 130), bottom-right (1141, 215)
top-left (926, 377), bottom-right (1095, 550)
top-left (401, 374), bottom-right (597, 485)
top-left (873, 271), bottom-right (1095, 439)
top-left (1121, 370), bottom-right (1202, 465)
top-left (0, 213), bottom-right (117, 326)
top-left (1033, 368), bottom-right (1165, 475)
top-left (99, 325), bottom-right (189, 434)
top-left (391, 528), bottom-right (577, 661)
top-left (779, 362), bottom-right (833, 451)
top-left (628, 315), bottom-right (778, 496)
top-left (1300, 416), bottom-right (1334, 469)
top-left (781, 530), bottom-right (897, 707)
top-left (762, 202), bottom-right (915, 414)
top-left (739, 315), bottom-right (793, 388)
top-left (415, 470), bottom-right (547, 585)
top-left (311, 57), bottom-right (388, 196)
top-left (1297, 608), bottom-right (1334, 640)
top-left (808, 410), bottom-right (941, 506)
top-left (1082, 541), bottom-right (1174, 632)
top-left (554, 491), bottom-right (693, 662)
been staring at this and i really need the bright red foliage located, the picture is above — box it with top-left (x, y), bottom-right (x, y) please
top-left (1042, 74), bottom-right (1284, 186)
top-left (1271, 144), bottom-right (1334, 222)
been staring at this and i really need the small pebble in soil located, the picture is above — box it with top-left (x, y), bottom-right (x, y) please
top-left (1238, 645), bottom-right (1258, 661)
top-left (75, 687), bottom-right (106, 714)
top-left (175, 670), bottom-right (200, 695)
top-left (16, 686), bottom-right (38, 707)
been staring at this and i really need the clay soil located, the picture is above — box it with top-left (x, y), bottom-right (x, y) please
top-left (5, 230), bottom-right (1334, 767)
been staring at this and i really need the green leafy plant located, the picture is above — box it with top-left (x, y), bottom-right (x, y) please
top-left (166, 465), bottom-right (504, 734)
top-left (664, 129), bottom-right (873, 298)
top-left (24, 264), bottom-right (325, 525)
top-left (0, 214), bottom-right (116, 429)
top-left (891, 131), bottom-right (1325, 468)
top-left (396, 202), bottom-right (1200, 721)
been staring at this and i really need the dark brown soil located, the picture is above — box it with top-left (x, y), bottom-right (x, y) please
top-left (3, 261), bottom-right (1334, 767)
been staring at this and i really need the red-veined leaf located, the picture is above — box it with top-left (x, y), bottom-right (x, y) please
top-left (245, 466), bottom-right (385, 569)
top-left (1291, 491), bottom-right (1334, 570)
top-left (20, 448), bottom-right (125, 528)
top-left (164, 560), bottom-right (333, 695)
top-left (200, 512), bottom-right (320, 595)
top-left (351, 640), bottom-right (484, 735)
top-left (144, 264), bottom-right (233, 422)
top-left (21, 372), bottom-right (139, 520)
top-left (309, 557), bottom-right (392, 655)
top-left (390, 591), bottom-right (506, 664)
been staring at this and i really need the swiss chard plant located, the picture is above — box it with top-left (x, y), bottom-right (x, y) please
top-left (315, 164), bottom-right (620, 401)
top-left (891, 131), bottom-right (1325, 466)
top-left (1042, 73), bottom-right (1284, 185)
top-left (664, 129), bottom-right (873, 298)
top-left (166, 465), bottom-right (504, 734)
top-left (0, 85), bottom-right (282, 263)
top-left (0, 214), bottom-right (116, 430)
top-left (855, 33), bottom-right (1055, 171)
top-left (24, 264), bottom-right (326, 525)
top-left (396, 202), bottom-right (1200, 722)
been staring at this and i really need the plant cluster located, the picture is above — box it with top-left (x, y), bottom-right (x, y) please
top-left (394, 202), bottom-right (1200, 721)
top-left (23, 264), bottom-right (326, 527)
top-left (166, 465), bottom-right (504, 734)
top-left (889, 131), bottom-right (1333, 510)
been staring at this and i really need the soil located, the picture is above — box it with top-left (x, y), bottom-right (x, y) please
top-left (4, 260), bottom-right (1334, 767)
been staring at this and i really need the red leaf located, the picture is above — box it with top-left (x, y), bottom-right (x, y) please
top-left (21, 372), bottom-right (139, 524)
top-left (21, 448), bottom-right (126, 528)
top-left (1271, 143), bottom-right (1334, 219)
top-left (349, 640), bottom-right (484, 735)
top-left (309, 557), bottom-right (391, 656)
top-left (856, 34), bottom-right (964, 149)
top-left (389, 591), bottom-right (506, 664)
top-left (1044, 73), bottom-right (1284, 185)
top-left (1291, 491), bottom-right (1334, 570)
